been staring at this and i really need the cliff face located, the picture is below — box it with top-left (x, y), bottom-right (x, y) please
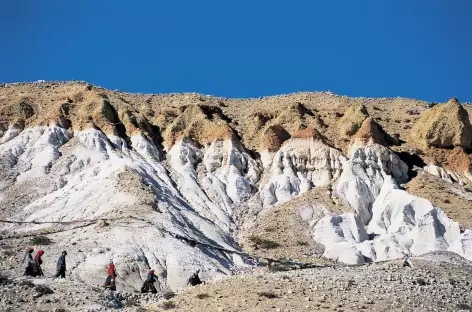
top-left (1, 81), bottom-right (472, 292)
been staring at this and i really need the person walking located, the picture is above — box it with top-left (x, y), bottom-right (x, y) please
top-left (32, 249), bottom-right (45, 277)
top-left (187, 269), bottom-right (205, 286)
top-left (22, 248), bottom-right (35, 277)
top-left (141, 269), bottom-right (158, 293)
top-left (102, 259), bottom-right (117, 291)
top-left (403, 254), bottom-right (413, 268)
top-left (55, 251), bottom-right (67, 278)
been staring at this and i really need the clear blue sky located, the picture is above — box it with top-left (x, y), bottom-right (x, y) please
top-left (1, 1), bottom-right (471, 102)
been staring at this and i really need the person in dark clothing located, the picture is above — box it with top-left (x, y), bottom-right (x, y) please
top-left (22, 248), bottom-right (35, 276)
top-left (187, 270), bottom-right (205, 286)
top-left (403, 255), bottom-right (413, 268)
top-left (55, 251), bottom-right (67, 278)
top-left (32, 249), bottom-right (45, 277)
top-left (141, 269), bottom-right (158, 293)
top-left (102, 259), bottom-right (117, 291)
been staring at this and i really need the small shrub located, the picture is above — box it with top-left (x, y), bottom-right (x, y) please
top-left (258, 291), bottom-right (278, 299)
top-left (196, 293), bottom-right (210, 299)
top-left (123, 299), bottom-right (139, 307)
top-left (163, 291), bottom-right (176, 300)
top-left (296, 241), bottom-right (309, 246)
top-left (248, 236), bottom-right (280, 249)
top-left (415, 278), bottom-right (426, 286)
top-left (55, 309), bottom-right (68, 312)
top-left (464, 187), bottom-right (472, 193)
top-left (0, 271), bottom-right (9, 284)
top-left (161, 301), bottom-right (176, 310)
top-left (449, 278), bottom-right (458, 285)
top-left (269, 265), bottom-right (290, 272)
top-left (457, 303), bottom-right (471, 310)
top-left (444, 199), bottom-right (451, 204)
top-left (19, 279), bottom-right (35, 288)
top-left (35, 284), bottom-right (54, 295)
top-left (406, 109), bottom-right (420, 115)
top-left (30, 235), bottom-right (52, 245)
top-left (3, 250), bottom-right (15, 257)
top-left (264, 227), bottom-right (276, 232)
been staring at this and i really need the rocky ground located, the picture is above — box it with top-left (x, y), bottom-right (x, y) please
top-left (0, 275), bottom-right (166, 312)
top-left (239, 187), bottom-right (348, 263)
top-left (148, 253), bottom-right (472, 312)
top-left (2, 252), bottom-right (472, 311)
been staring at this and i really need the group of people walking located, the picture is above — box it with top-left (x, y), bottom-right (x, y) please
top-left (101, 259), bottom-right (162, 293)
top-left (101, 260), bottom-right (203, 293)
top-left (22, 248), bottom-right (67, 278)
top-left (22, 248), bottom-right (203, 294)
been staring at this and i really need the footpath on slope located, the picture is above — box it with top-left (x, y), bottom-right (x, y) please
top-left (0, 216), bottom-right (359, 273)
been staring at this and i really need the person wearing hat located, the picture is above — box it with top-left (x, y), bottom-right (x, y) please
top-left (102, 259), bottom-right (117, 291)
top-left (22, 248), bottom-right (35, 276)
top-left (54, 251), bottom-right (67, 278)
top-left (141, 269), bottom-right (158, 293)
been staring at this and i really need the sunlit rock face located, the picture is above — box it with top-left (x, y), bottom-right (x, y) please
top-left (2, 85), bottom-right (472, 292)
top-left (260, 137), bottom-right (345, 207)
top-left (0, 126), bottom-right (239, 291)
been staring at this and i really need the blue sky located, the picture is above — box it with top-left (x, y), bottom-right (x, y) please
top-left (1, 1), bottom-right (471, 102)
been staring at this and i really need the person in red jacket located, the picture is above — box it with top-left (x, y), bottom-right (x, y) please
top-left (102, 259), bottom-right (117, 290)
top-left (32, 249), bottom-right (44, 277)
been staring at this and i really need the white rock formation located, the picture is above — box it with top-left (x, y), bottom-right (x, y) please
top-left (313, 213), bottom-right (368, 264)
top-left (334, 143), bottom-right (408, 224)
top-left (314, 169), bottom-right (464, 264)
top-left (424, 164), bottom-right (468, 185)
top-left (3, 117), bottom-right (472, 288)
top-left (1, 126), bottom-right (242, 291)
top-left (0, 123), bottom-right (23, 144)
top-left (168, 138), bottom-right (260, 231)
top-left (261, 138), bottom-right (345, 206)
top-left (449, 230), bottom-right (472, 261)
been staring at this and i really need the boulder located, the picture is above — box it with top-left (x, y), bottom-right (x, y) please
top-left (410, 98), bottom-right (472, 149)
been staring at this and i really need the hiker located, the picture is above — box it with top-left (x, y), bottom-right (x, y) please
top-left (403, 254), bottom-right (413, 268)
top-left (55, 251), bottom-right (67, 278)
top-left (22, 248), bottom-right (35, 276)
top-left (102, 259), bottom-right (117, 291)
top-left (32, 249), bottom-right (45, 277)
top-left (141, 269), bottom-right (158, 293)
top-left (187, 270), bottom-right (205, 286)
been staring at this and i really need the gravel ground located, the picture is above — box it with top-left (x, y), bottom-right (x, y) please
top-left (0, 276), bottom-right (164, 312)
top-left (2, 253), bottom-right (472, 311)
top-left (147, 256), bottom-right (472, 312)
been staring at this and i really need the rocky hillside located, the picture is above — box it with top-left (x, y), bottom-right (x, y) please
top-left (1, 81), bottom-right (472, 310)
